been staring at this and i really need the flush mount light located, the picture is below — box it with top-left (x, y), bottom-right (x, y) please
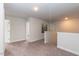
top-left (33, 6), bottom-right (38, 12)
top-left (64, 17), bottom-right (68, 20)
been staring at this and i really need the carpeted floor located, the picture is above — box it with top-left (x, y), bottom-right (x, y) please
top-left (4, 40), bottom-right (77, 56)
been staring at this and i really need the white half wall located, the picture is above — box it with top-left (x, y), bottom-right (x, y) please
top-left (57, 32), bottom-right (79, 55)
top-left (6, 16), bottom-right (26, 42)
top-left (0, 3), bottom-right (4, 55)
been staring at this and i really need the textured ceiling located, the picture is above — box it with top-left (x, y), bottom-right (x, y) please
top-left (4, 3), bottom-right (79, 21)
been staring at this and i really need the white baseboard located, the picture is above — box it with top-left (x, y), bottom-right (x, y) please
top-left (26, 39), bottom-right (43, 43)
top-left (10, 39), bottom-right (26, 43)
top-left (57, 45), bottom-right (79, 56)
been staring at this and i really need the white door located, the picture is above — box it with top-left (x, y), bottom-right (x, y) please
top-left (26, 21), bottom-right (30, 40)
top-left (4, 20), bottom-right (10, 43)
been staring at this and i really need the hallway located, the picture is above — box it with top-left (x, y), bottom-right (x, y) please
top-left (4, 40), bottom-right (76, 56)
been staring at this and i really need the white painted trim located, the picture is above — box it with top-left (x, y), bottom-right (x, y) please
top-left (10, 39), bottom-right (26, 43)
top-left (27, 38), bottom-right (43, 43)
top-left (57, 45), bottom-right (79, 56)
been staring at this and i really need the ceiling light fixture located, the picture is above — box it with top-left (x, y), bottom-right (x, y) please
top-left (33, 6), bottom-right (38, 12)
top-left (64, 17), bottom-right (68, 20)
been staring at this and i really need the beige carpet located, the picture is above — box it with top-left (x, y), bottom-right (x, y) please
top-left (4, 40), bottom-right (77, 56)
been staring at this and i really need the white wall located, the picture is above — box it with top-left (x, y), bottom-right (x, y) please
top-left (49, 23), bottom-right (54, 32)
top-left (0, 3), bottom-right (4, 55)
top-left (6, 16), bottom-right (26, 42)
top-left (26, 17), bottom-right (49, 42)
top-left (57, 32), bottom-right (79, 55)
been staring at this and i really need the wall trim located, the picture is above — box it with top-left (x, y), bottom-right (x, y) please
top-left (10, 39), bottom-right (26, 43)
top-left (27, 38), bottom-right (43, 43)
top-left (57, 45), bottom-right (79, 56)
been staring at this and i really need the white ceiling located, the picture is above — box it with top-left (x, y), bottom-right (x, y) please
top-left (4, 3), bottom-right (79, 21)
